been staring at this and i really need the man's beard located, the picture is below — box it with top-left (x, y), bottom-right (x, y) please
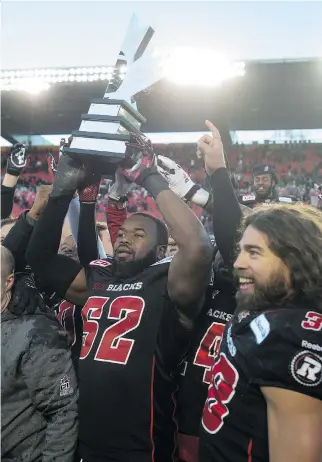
top-left (235, 272), bottom-right (290, 313)
top-left (112, 248), bottom-right (157, 280)
top-left (254, 186), bottom-right (270, 201)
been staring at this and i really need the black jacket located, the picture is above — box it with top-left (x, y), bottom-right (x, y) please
top-left (1, 296), bottom-right (79, 462)
top-left (1, 185), bottom-right (15, 219)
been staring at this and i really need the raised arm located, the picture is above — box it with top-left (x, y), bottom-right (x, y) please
top-left (119, 134), bottom-right (213, 324)
top-left (77, 182), bottom-right (101, 267)
top-left (197, 121), bottom-right (242, 267)
top-left (1, 143), bottom-right (29, 219)
top-left (2, 185), bottom-right (53, 273)
top-left (25, 154), bottom-right (92, 300)
top-left (106, 170), bottom-right (131, 247)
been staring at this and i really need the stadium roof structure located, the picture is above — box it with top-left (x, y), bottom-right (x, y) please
top-left (1, 58), bottom-right (322, 148)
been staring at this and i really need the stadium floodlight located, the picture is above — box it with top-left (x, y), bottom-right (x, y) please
top-left (0, 64), bottom-right (137, 91)
top-left (164, 47), bottom-right (245, 86)
top-left (3, 78), bottom-right (51, 94)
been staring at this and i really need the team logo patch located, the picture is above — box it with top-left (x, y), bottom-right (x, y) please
top-left (290, 351), bottom-right (322, 387)
top-left (89, 259), bottom-right (112, 267)
top-left (11, 146), bottom-right (26, 168)
top-left (250, 314), bottom-right (270, 344)
top-left (60, 374), bottom-right (74, 397)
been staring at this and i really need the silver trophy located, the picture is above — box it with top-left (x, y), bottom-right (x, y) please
top-left (64, 14), bottom-right (166, 175)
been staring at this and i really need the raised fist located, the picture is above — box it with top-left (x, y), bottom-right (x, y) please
top-left (108, 170), bottom-right (134, 202)
top-left (197, 121), bottom-right (226, 175)
top-left (7, 143), bottom-right (29, 177)
top-left (52, 153), bottom-right (100, 198)
top-left (119, 133), bottom-right (156, 185)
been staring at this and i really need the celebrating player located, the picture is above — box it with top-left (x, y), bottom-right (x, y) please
top-left (240, 164), bottom-right (299, 207)
top-left (157, 154), bottom-right (238, 462)
top-left (198, 120), bottom-right (322, 462)
top-left (26, 133), bottom-right (213, 462)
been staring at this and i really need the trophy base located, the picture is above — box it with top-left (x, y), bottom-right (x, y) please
top-left (63, 147), bottom-right (133, 177)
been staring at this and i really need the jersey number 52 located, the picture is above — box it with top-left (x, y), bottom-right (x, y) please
top-left (80, 296), bottom-right (145, 364)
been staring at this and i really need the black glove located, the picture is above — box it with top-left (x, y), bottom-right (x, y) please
top-left (6, 143), bottom-right (28, 177)
top-left (52, 152), bottom-right (99, 198)
top-left (9, 274), bottom-right (50, 316)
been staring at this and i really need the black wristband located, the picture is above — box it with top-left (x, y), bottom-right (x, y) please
top-left (6, 167), bottom-right (20, 177)
top-left (184, 184), bottom-right (201, 202)
top-left (141, 172), bottom-right (169, 199)
top-left (25, 212), bottom-right (37, 227)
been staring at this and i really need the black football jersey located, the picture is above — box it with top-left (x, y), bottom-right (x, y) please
top-left (199, 306), bottom-right (322, 462)
top-left (56, 299), bottom-right (83, 374)
top-left (177, 286), bottom-right (236, 436)
top-left (78, 256), bottom-right (191, 462)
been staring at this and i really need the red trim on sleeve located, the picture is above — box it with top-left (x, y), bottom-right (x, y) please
top-left (105, 201), bottom-right (127, 246)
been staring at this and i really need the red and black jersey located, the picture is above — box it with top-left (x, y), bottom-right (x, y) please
top-left (200, 306), bottom-right (322, 462)
top-left (78, 256), bottom-right (190, 462)
top-left (55, 299), bottom-right (83, 374)
top-left (176, 277), bottom-right (236, 461)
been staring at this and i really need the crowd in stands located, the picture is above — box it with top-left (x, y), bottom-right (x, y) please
top-left (1, 142), bottom-right (322, 226)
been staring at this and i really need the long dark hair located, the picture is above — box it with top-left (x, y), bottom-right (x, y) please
top-left (241, 204), bottom-right (322, 310)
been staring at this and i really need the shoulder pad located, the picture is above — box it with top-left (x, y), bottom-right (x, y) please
top-left (151, 255), bottom-right (173, 267)
top-left (89, 259), bottom-right (113, 268)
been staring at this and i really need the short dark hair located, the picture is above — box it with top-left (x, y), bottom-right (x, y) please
top-left (1, 217), bottom-right (17, 227)
top-left (241, 204), bottom-right (322, 310)
top-left (132, 213), bottom-right (169, 246)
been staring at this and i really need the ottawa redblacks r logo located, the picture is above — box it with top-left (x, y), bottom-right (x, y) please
top-left (290, 351), bottom-right (322, 387)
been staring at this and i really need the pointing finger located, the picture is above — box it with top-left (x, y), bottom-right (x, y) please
top-left (205, 120), bottom-right (221, 139)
